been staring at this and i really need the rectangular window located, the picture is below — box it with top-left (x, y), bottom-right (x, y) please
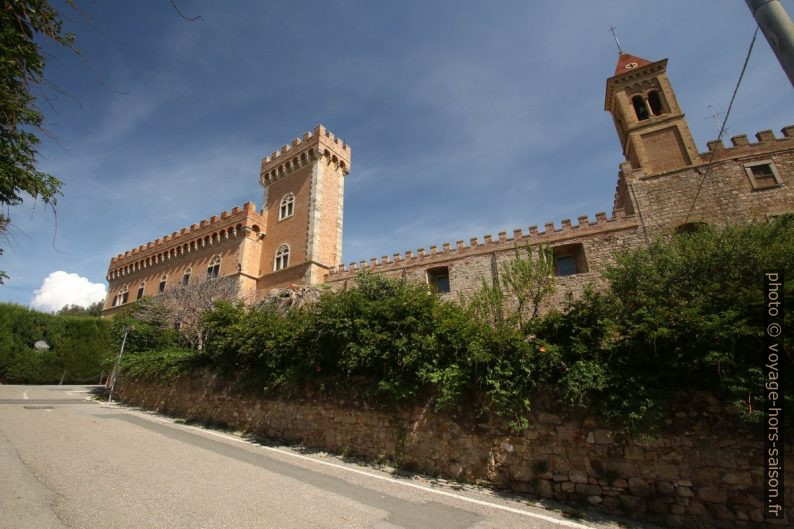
top-left (121, 292), bottom-right (129, 304)
top-left (159, 280), bottom-right (166, 293)
top-left (745, 161), bottom-right (781, 190)
top-left (112, 295), bottom-right (118, 307)
top-left (427, 267), bottom-right (451, 293)
top-left (136, 287), bottom-right (144, 300)
top-left (553, 243), bottom-right (588, 277)
top-left (182, 274), bottom-right (190, 286)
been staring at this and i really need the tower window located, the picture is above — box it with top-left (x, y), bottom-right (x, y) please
top-left (745, 161), bottom-right (781, 190)
top-left (279, 193), bottom-right (295, 220)
top-left (120, 285), bottom-right (129, 304)
top-left (552, 244), bottom-right (588, 277)
top-left (207, 255), bottom-right (221, 279)
top-left (274, 244), bottom-right (290, 271)
top-left (182, 267), bottom-right (192, 286)
top-left (159, 275), bottom-right (167, 293)
top-left (426, 267), bottom-right (451, 294)
top-left (647, 90), bottom-right (664, 116)
top-left (136, 281), bottom-right (145, 300)
top-left (632, 95), bottom-right (649, 121)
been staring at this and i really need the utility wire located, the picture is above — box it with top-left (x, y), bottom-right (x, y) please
top-left (684, 28), bottom-right (759, 224)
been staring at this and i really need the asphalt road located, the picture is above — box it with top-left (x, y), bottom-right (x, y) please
top-left (0, 385), bottom-right (660, 529)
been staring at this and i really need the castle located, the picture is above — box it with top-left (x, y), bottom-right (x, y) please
top-left (101, 52), bottom-right (794, 316)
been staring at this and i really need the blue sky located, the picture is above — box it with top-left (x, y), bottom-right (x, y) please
top-left (3, 0), bottom-right (793, 310)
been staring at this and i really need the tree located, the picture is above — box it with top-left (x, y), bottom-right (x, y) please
top-left (56, 301), bottom-right (102, 316)
top-left (129, 277), bottom-right (242, 351)
top-left (466, 244), bottom-right (556, 330)
top-left (1, 0), bottom-right (75, 283)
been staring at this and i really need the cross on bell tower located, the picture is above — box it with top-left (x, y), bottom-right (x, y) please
top-left (604, 53), bottom-right (700, 175)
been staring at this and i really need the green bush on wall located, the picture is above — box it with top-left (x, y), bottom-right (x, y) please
top-left (115, 216), bottom-right (793, 432)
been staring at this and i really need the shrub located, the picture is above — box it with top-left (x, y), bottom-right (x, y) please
top-left (532, 216), bottom-right (794, 430)
top-left (0, 303), bottom-right (112, 383)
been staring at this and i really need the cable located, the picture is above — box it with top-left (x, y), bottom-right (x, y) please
top-left (684, 27), bottom-right (759, 224)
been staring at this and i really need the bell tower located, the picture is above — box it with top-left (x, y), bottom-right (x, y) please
top-left (605, 53), bottom-right (700, 175)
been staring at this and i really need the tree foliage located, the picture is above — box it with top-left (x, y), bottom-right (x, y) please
top-left (116, 217), bottom-right (794, 433)
top-left (465, 244), bottom-right (555, 330)
top-left (111, 277), bottom-right (241, 353)
top-left (56, 301), bottom-right (102, 316)
top-left (531, 216), bottom-right (794, 430)
top-left (1, 0), bottom-right (75, 283)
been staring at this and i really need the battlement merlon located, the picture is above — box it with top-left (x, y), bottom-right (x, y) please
top-left (107, 202), bottom-right (264, 271)
top-left (326, 209), bottom-right (639, 279)
top-left (259, 124), bottom-right (352, 188)
top-left (702, 125), bottom-right (794, 156)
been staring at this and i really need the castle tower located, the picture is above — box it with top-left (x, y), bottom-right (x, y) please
top-left (257, 125), bottom-right (351, 289)
top-left (605, 53), bottom-right (701, 175)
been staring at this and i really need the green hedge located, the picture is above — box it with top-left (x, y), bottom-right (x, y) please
top-left (0, 303), bottom-right (113, 384)
top-left (117, 216), bottom-right (794, 432)
top-left (531, 215), bottom-right (794, 429)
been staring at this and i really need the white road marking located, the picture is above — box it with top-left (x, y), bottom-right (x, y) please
top-left (110, 404), bottom-right (598, 529)
top-left (22, 391), bottom-right (28, 400)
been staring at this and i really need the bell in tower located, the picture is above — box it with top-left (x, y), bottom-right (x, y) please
top-left (605, 53), bottom-right (701, 175)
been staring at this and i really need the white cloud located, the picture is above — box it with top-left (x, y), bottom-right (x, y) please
top-left (30, 271), bottom-right (107, 313)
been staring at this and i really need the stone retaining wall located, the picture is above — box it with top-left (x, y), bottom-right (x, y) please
top-left (116, 371), bottom-right (792, 528)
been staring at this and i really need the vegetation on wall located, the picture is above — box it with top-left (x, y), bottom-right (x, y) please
top-left (117, 216), bottom-right (793, 432)
top-left (0, 303), bottom-right (112, 384)
top-left (532, 216), bottom-right (794, 429)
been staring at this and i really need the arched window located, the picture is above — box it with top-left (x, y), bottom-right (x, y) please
top-left (274, 244), bottom-right (289, 271)
top-left (120, 284), bottom-right (129, 304)
top-left (182, 267), bottom-right (192, 286)
top-left (159, 275), bottom-right (167, 293)
top-left (648, 90), bottom-right (664, 116)
top-left (632, 95), bottom-right (649, 121)
top-left (207, 255), bottom-right (221, 279)
top-left (136, 281), bottom-right (145, 300)
top-left (279, 193), bottom-right (295, 220)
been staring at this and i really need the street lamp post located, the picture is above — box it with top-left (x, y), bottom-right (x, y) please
top-left (745, 0), bottom-right (794, 86)
top-left (107, 327), bottom-right (130, 403)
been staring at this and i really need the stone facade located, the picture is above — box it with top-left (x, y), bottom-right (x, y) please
top-left (115, 371), bottom-right (793, 529)
top-left (102, 52), bottom-right (794, 316)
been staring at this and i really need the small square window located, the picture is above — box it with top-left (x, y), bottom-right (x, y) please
top-left (554, 255), bottom-right (577, 277)
top-left (427, 267), bottom-right (451, 293)
top-left (745, 161), bottom-right (781, 190)
top-left (552, 243), bottom-right (588, 277)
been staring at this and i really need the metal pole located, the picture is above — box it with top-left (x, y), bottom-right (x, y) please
top-left (745, 0), bottom-right (794, 86)
top-left (107, 328), bottom-right (129, 403)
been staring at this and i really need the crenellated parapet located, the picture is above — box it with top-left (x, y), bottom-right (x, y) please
top-left (106, 202), bottom-right (265, 281)
top-left (700, 125), bottom-right (794, 161)
top-left (259, 124), bottom-right (351, 188)
top-left (326, 209), bottom-right (639, 281)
